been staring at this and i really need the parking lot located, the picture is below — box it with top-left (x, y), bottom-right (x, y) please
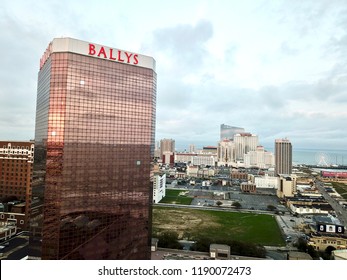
top-left (170, 184), bottom-right (283, 212)
top-left (228, 191), bottom-right (281, 211)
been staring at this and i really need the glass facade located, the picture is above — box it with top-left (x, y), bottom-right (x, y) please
top-left (220, 124), bottom-right (245, 141)
top-left (30, 43), bottom-right (156, 260)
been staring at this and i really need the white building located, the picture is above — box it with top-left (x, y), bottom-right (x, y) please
top-left (192, 155), bottom-right (215, 166)
top-left (249, 174), bottom-right (278, 189)
top-left (234, 133), bottom-right (258, 161)
top-left (289, 204), bottom-right (330, 215)
top-left (175, 153), bottom-right (216, 166)
top-left (244, 146), bottom-right (274, 168)
top-left (153, 173), bottom-right (166, 203)
top-left (175, 152), bottom-right (195, 163)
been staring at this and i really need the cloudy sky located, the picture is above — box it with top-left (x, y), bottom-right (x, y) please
top-left (1, 0), bottom-right (347, 151)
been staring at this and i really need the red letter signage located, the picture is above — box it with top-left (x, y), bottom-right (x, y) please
top-left (89, 44), bottom-right (96, 55)
top-left (87, 43), bottom-right (139, 66)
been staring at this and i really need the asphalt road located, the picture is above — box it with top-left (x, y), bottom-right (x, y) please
top-left (315, 179), bottom-right (347, 227)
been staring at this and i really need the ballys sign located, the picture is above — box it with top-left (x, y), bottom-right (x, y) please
top-left (88, 44), bottom-right (139, 65)
top-left (39, 38), bottom-right (155, 70)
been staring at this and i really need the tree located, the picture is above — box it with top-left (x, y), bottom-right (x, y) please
top-left (294, 237), bottom-right (320, 259)
top-left (157, 231), bottom-right (182, 249)
top-left (325, 245), bottom-right (336, 256)
top-left (216, 201), bottom-right (223, 207)
top-left (191, 236), bottom-right (214, 252)
top-left (232, 201), bottom-right (242, 209)
top-left (295, 237), bottom-right (308, 252)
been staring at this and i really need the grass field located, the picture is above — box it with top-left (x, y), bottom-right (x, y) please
top-left (158, 189), bottom-right (193, 205)
top-left (331, 182), bottom-right (347, 199)
top-left (153, 206), bottom-right (285, 246)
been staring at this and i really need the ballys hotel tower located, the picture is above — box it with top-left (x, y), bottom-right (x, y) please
top-left (29, 38), bottom-right (156, 260)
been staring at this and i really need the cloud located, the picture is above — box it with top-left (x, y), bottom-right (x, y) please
top-left (0, 0), bottom-right (346, 151)
top-left (149, 19), bottom-right (213, 74)
top-left (280, 42), bottom-right (299, 56)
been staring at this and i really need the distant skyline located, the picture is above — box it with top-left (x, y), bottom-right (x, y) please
top-left (1, 0), bottom-right (347, 150)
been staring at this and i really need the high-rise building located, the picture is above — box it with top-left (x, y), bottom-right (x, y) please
top-left (275, 138), bottom-right (292, 176)
top-left (30, 38), bottom-right (156, 259)
top-left (244, 146), bottom-right (274, 169)
top-left (234, 133), bottom-right (258, 161)
top-left (217, 139), bottom-right (234, 167)
top-left (159, 138), bottom-right (175, 157)
top-left (0, 141), bottom-right (34, 228)
top-left (159, 139), bottom-right (175, 165)
top-left (220, 124), bottom-right (245, 140)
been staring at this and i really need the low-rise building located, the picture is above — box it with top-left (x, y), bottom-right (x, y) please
top-left (175, 153), bottom-right (195, 164)
top-left (209, 244), bottom-right (230, 260)
top-left (231, 171), bottom-right (248, 180)
top-left (175, 153), bottom-right (216, 167)
top-left (289, 203), bottom-right (332, 215)
top-left (249, 174), bottom-right (278, 189)
top-left (308, 233), bottom-right (347, 252)
top-left (198, 167), bottom-right (215, 178)
top-left (286, 197), bottom-right (333, 215)
top-left (321, 171), bottom-right (347, 181)
top-left (240, 182), bottom-right (256, 193)
top-left (192, 155), bottom-right (215, 166)
top-left (187, 166), bottom-right (199, 177)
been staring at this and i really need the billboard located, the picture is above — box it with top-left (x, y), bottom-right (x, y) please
top-left (317, 224), bottom-right (345, 234)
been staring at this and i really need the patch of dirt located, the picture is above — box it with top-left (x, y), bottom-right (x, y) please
top-left (153, 208), bottom-right (220, 238)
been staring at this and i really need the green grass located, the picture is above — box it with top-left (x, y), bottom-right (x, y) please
top-left (331, 182), bottom-right (347, 199)
top-left (153, 206), bottom-right (285, 246)
top-left (159, 189), bottom-right (193, 205)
